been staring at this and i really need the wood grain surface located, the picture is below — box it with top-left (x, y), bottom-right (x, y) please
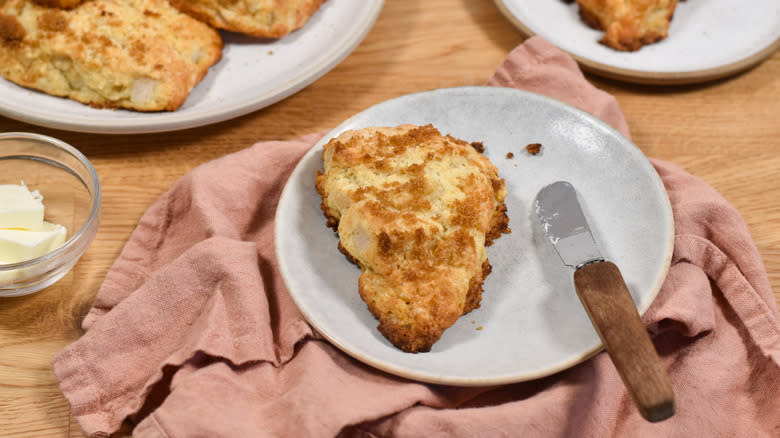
top-left (0, 1), bottom-right (777, 436)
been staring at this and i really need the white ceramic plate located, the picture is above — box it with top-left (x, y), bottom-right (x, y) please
top-left (275, 86), bottom-right (674, 386)
top-left (0, 0), bottom-right (383, 134)
top-left (495, 0), bottom-right (780, 84)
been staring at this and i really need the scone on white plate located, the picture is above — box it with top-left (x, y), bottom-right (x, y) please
top-left (315, 124), bottom-right (511, 353)
top-left (0, 0), bottom-right (223, 111)
top-left (169, 0), bottom-right (326, 38)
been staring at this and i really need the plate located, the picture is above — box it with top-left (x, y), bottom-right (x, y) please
top-left (495, 0), bottom-right (780, 85)
top-left (275, 86), bottom-right (674, 386)
top-left (0, 1), bottom-right (384, 134)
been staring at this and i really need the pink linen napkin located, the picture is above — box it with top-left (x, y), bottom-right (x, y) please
top-left (52, 36), bottom-right (780, 437)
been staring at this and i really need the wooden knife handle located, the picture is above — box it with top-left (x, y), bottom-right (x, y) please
top-left (574, 261), bottom-right (675, 422)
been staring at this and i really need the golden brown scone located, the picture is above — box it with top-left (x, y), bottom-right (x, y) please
top-left (168, 0), bottom-right (326, 38)
top-left (315, 124), bottom-right (510, 353)
top-left (0, 0), bottom-right (223, 111)
top-left (575, 0), bottom-right (679, 51)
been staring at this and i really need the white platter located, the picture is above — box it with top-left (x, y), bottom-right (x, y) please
top-left (275, 86), bottom-right (674, 386)
top-left (0, 0), bottom-right (384, 134)
top-left (495, 0), bottom-right (780, 84)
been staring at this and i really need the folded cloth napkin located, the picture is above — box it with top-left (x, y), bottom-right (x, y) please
top-left (52, 36), bottom-right (780, 437)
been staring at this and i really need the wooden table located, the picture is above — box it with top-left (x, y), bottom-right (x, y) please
top-left (0, 1), bottom-right (777, 436)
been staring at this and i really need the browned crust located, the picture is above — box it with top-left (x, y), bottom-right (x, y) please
top-left (31, 0), bottom-right (85, 9)
top-left (463, 259), bottom-right (491, 315)
top-left (577, 5), bottom-right (604, 31)
top-left (486, 202), bottom-right (510, 246)
top-left (315, 125), bottom-right (511, 353)
top-left (169, 0), bottom-right (326, 38)
top-left (337, 241), bottom-right (360, 266)
top-left (315, 168), bottom-right (339, 231)
top-left (579, 6), bottom-right (605, 30)
top-left (0, 14), bottom-right (26, 43)
top-left (575, 0), bottom-right (678, 52)
top-left (364, 259), bottom-right (493, 353)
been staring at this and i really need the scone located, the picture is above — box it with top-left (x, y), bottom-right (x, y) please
top-left (575, 0), bottom-right (679, 51)
top-left (168, 0), bottom-right (326, 38)
top-left (0, 0), bottom-right (223, 111)
top-left (315, 124), bottom-right (510, 353)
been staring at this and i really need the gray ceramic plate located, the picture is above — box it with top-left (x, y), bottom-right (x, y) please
top-left (495, 0), bottom-right (780, 85)
top-left (275, 86), bottom-right (673, 386)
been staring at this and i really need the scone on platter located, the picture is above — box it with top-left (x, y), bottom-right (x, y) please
top-left (575, 0), bottom-right (679, 51)
top-left (315, 124), bottom-right (510, 353)
top-left (168, 0), bottom-right (326, 38)
top-left (0, 0), bottom-right (223, 111)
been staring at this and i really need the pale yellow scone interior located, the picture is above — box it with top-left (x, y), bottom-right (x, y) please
top-left (168, 0), bottom-right (326, 38)
top-left (575, 0), bottom-right (679, 51)
top-left (0, 0), bottom-right (223, 111)
top-left (316, 124), bottom-right (510, 353)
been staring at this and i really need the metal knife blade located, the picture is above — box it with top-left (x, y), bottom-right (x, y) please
top-left (534, 181), bottom-right (603, 269)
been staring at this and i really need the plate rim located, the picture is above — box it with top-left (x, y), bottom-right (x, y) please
top-left (275, 85), bottom-right (674, 386)
top-left (0, 0), bottom-right (384, 134)
top-left (494, 0), bottom-right (780, 85)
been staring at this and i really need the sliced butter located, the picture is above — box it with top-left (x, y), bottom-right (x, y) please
top-left (0, 222), bottom-right (67, 264)
top-left (0, 183), bottom-right (45, 230)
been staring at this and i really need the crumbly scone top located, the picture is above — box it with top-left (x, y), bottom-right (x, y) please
top-left (315, 124), bottom-right (510, 352)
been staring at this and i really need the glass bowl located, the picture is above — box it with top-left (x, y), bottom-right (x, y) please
top-left (0, 132), bottom-right (101, 297)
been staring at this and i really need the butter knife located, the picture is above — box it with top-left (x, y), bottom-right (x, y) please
top-left (535, 181), bottom-right (675, 422)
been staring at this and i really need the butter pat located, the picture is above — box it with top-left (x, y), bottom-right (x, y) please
top-left (0, 222), bottom-right (67, 264)
top-left (0, 183), bottom-right (68, 272)
top-left (0, 183), bottom-right (45, 230)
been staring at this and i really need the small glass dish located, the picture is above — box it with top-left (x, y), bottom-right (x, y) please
top-left (0, 132), bottom-right (101, 297)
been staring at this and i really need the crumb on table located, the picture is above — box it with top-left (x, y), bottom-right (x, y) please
top-left (506, 152), bottom-right (514, 159)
